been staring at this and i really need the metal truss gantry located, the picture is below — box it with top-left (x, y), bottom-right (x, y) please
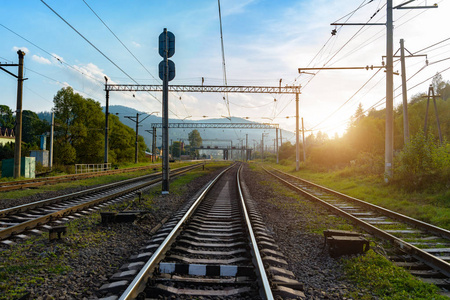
top-left (105, 84), bottom-right (300, 94)
top-left (150, 123), bottom-right (279, 129)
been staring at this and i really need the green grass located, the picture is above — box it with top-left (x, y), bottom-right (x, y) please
top-left (266, 161), bottom-right (450, 230)
top-left (0, 161), bottom-right (229, 299)
top-left (0, 161), bottom-right (202, 201)
top-left (342, 250), bottom-right (447, 300)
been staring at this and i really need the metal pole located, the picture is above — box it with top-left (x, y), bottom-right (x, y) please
top-left (276, 128), bottom-right (279, 164)
top-left (431, 88), bottom-right (443, 144)
top-left (245, 133), bottom-right (248, 161)
top-left (261, 133), bottom-right (264, 162)
top-left (135, 113), bottom-right (139, 164)
top-left (385, 0), bottom-right (394, 182)
top-left (424, 86), bottom-right (431, 134)
top-left (14, 50), bottom-right (25, 179)
top-left (152, 127), bottom-right (156, 163)
top-left (230, 141), bottom-right (233, 160)
top-left (295, 92), bottom-right (299, 171)
top-left (104, 77), bottom-right (109, 164)
top-left (302, 117), bottom-right (306, 162)
top-left (162, 28), bottom-right (170, 193)
top-left (400, 39), bottom-right (410, 145)
top-left (280, 128), bottom-right (283, 145)
top-left (104, 76), bottom-right (109, 164)
top-left (49, 112), bottom-right (54, 169)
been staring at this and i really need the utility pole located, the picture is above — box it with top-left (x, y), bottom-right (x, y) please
top-left (276, 127), bottom-right (279, 164)
top-left (321, 0), bottom-right (437, 183)
top-left (302, 117), bottom-right (306, 162)
top-left (262, 132), bottom-right (269, 162)
top-left (245, 134), bottom-right (248, 161)
top-left (385, 0), bottom-right (394, 181)
top-left (125, 112), bottom-right (157, 164)
top-left (134, 113), bottom-right (139, 163)
top-left (145, 127), bottom-right (159, 163)
top-left (424, 85), bottom-right (443, 144)
top-left (295, 92), bottom-right (299, 171)
top-left (49, 112), bottom-right (54, 169)
top-left (104, 76), bottom-right (109, 165)
top-left (1, 51), bottom-right (26, 178)
top-left (397, 39), bottom-right (427, 145)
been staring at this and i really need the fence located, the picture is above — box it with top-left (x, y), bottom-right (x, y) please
top-left (75, 163), bottom-right (111, 174)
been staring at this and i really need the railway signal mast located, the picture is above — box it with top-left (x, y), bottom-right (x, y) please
top-left (159, 28), bottom-right (176, 194)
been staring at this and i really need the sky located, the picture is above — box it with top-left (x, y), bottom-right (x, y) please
top-left (1, 0), bottom-right (449, 143)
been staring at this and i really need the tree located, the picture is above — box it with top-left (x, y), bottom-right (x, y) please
top-left (278, 141), bottom-right (295, 160)
top-left (188, 129), bottom-right (202, 158)
top-left (0, 105), bottom-right (14, 129)
top-left (53, 87), bottom-right (104, 164)
top-left (171, 141), bottom-right (182, 158)
top-left (22, 110), bottom-right (50, 147)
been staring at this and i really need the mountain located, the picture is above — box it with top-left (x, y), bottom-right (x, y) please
top-left (106, 105), bottom-right (292, 152)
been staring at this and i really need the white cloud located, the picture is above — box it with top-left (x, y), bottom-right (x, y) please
top-left (132, 41), bottom-right (141, 48)
top-left (12, 46), bottom-right (29, 54)
top-left (51, 53), bottom-right (65, 65)
top-left (32, 55), bottom-right (51, 65)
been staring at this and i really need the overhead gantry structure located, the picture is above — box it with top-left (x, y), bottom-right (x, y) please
top-left (104, 83), bottom-right (300, 193)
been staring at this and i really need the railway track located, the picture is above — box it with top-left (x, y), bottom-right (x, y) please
top-left (0, 163), bottom-right (203, 245)
top-left (265, 167), bottom-right (450, 291)
top-left (98, 163), bottom-right (304, 299)
top-left (0, 164), bottom-right (161, 192)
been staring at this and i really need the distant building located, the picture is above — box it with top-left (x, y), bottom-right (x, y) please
top-left (0, 127), bottom-right (15, 146)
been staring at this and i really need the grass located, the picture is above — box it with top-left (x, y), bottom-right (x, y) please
top-left (0, 161), bottom-right (230, 299)
top-left (251, 164), bottom-right (447, 299)
top-left (266, 161), bottom-right (450, 230)
top-left (342, 250), bottom-right (447, 300)
top-left (0, 161), bottom-right (201, 201)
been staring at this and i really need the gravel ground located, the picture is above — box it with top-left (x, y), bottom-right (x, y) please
top-left (0, 165), bottom-right (226, 300)
top-left (1, 163), bottom-right (363, 299)
top-left (241, 164), bottom-right (362, 299)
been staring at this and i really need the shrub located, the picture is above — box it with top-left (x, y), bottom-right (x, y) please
top-left (394, 132), bottom-right (449, 191)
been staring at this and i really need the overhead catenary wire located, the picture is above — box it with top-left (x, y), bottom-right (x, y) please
top-left (0, 23), bottom-right (104, 86)
top-left (41, 0), bottom-right (188, 120)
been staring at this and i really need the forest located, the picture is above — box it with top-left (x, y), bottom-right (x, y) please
top-left (278, 74), bottom-right (450, 191)
top-left (0, 87), bottom-right (148, 171)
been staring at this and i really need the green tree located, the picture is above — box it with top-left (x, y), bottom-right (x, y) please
top-left (171, 141), bottom-right (182, 158)
top-left (22, 110), bottom-right (50, 147)
top-left (188, 129), bottom-right (202, 158)
top-left (278, 141), bottom-right (295, 160)
top-left (0, 105), bottom-right (14, 129)
top-left (53, 87), bottom-right (104, 164)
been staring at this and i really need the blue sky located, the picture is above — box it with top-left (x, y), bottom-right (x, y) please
top-left (1, 0), bottom-right (449, 141)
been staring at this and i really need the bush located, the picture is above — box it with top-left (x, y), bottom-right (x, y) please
top-left (394, 132), bottom-right (449, 191)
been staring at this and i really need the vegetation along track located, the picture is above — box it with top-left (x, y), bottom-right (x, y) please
top-left (265, 167), bottom-right (450, 292)
top-left (0, 164), bottom-right (161, 192)
top-left (98, 163), bottom-right (304, 300)
top-left (0, 163), bottom-right (203, 244)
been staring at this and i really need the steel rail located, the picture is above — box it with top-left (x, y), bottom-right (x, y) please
top-left (0, 164), bottom-right (203, 240)
top-left (237, 165), bottom-right (273, 300)
top-left (265, 167), bottom-right (450, 277)
top-left (0, 164), bottom-right (201, 218)
top-left (269, 167), bottom-right (450, 240)
top-left (0, 165), bottom-right (158, 192)
top-left (119, 164), bottom-right (235, 299)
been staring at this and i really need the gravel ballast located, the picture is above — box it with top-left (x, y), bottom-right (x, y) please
top-left (0, 163), bottom-right (363, 299)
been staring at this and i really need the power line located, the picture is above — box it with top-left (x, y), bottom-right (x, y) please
top-left (310, 68), bottom-right (383, 130)
top-left (41, 0), bottom-right (137, 85)
top-left (0, 23), bottom-right (104, 86)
